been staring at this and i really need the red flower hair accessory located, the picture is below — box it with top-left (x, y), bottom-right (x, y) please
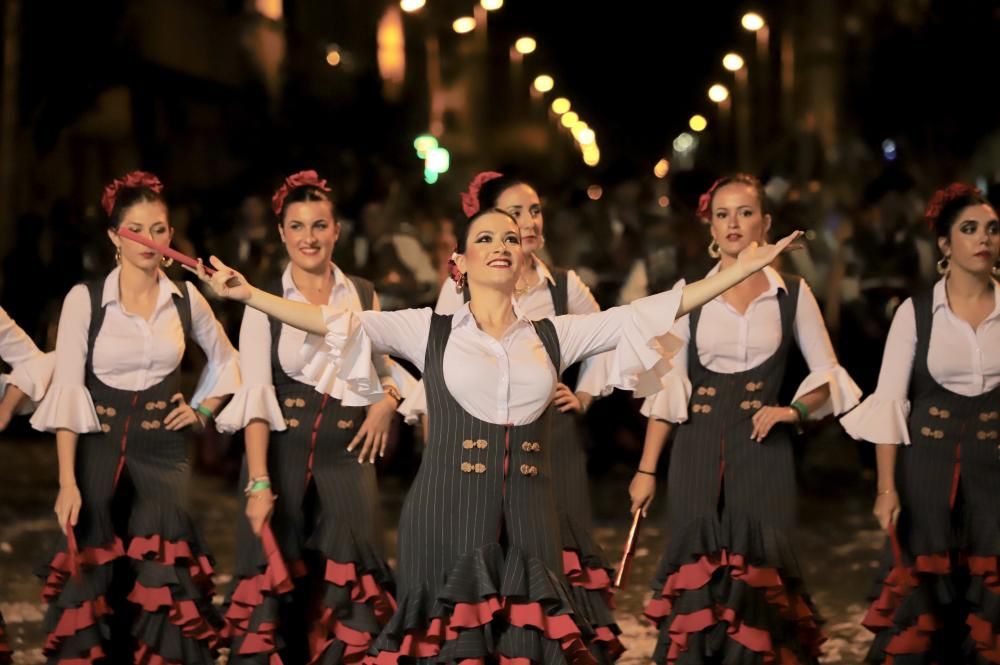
top-left (696, 177), bottom-right (728, 221)
top-left (924, 183), bottom-right (981, 231)
top-left (272, 170), bottom-right (331, 216)
top-left (101, 171), bottom-right (163, 216)
top-left (460, 171), bottom-right (504, 217)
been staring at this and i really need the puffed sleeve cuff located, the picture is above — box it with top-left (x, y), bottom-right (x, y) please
top-left (573, 353), bottom-right (614, 398)
top-left (299, 306), bottom-right (384, 404)
top-left (397, 380), bottom-right (426, 425)
top-left (604, 288), bottom-right (685, 397)
top-left (190, 353), bottom-right (243, 407)
top-left (30, 385), bottom-right (101, 434)
top-left (792, 365), bottom-right (863, 420)
top-left (840, 395), bottom-right (911, 445)
top-left (214, 384), bottom-right (288, 433)
top-left (382, 359), bottom-right (419, 400)
top-left (4, 351), bottom-right (55, 413)
top-left (639, 371), bottom-right (692, 424)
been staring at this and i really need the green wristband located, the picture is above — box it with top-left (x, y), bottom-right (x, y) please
top-left (196, 405), bottom-right (214, 420)
top-left (249, 480), bottom-right (272, 493)
top-left (790, 400), bottom-right (809, 422)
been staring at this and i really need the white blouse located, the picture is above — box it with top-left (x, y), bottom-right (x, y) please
top-left (400, 260), bottom-right (612, 423)
top-left (0, 307), bottom-right (54, 413)
top-left (215, 263), bottom-right (415, 433)
top-left (300, 288), bottom-right (686, 426)
top-left (642, 266), bottom-right (860, 423)
top-left (841, 278), bottom-right (1000, 445)
top-left (32, 268), bottom-right (241, 433)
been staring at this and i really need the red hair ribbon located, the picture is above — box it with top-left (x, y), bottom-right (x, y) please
top-left (460, 171), bottom-right (504, 217)
top-left (271, 170), bottom-right (331, 215)
top-left (101, 171), bottom-right (163, 217)
top-left (924, 183), bottom-right (981, 231)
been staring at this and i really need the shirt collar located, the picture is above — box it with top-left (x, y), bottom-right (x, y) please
top-left (451, 297), bottom-right (531, 330)
top-left (102, 266), bottom-right (182, 308)
top-left (706, 263), bottom-right (786, 298)
top-left (932, 277), bottom-right (1000, 320)
top-left (281, 262), bottom-right (351, 305)
top-left (532, 257), bottom-right (556, 287)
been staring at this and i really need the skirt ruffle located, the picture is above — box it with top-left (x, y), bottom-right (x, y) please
top-left (643, 514), bottom-right (824, 664)
top-left (371, 542), bottom-right (598, 665)
top-left (224, 520), bottom-right (397, 665)
top-left (864, 518), bottom-right (1000, 664)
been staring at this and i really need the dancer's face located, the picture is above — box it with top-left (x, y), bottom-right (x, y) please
top-left (455, 211), bottom-right (525, 292)
top-left (108, 201), bottom-right (173, 271)
top-left (940, 203), bottom-right (1000, 277)
top-left (708, 183), bottom-right (771, 259)
top-left (496, 184), bottom-right (544, 256)
top-left (279, 200), bottom-right (339, 273)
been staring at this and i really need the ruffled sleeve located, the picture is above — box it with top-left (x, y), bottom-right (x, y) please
top-left (840, 396), bottom-right (911, 445)
top-left (214, 306), bottom-right (285, 433)
top-left (31, 285), bottom-right (101, 434)
top-left (839, 298), bottom-right (917, 445)
top-left (300, 306), bottom-right (432, 402)
top-left (31, 384), bottom-right (101, 433)
top-left (789, 281), bottom-right (863, 419)
top-left (791, 365), bottom-right (862, 419)
top-left (397, 380), bottom-right (427, 425)
top-left (2, 351), bottom-right (55, 414)
top-left (553, 287), bottom-right (685, 399)
top-left (215, 385), bottom-right (287, 433)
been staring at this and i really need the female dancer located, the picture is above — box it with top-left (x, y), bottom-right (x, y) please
top-left (0, 307), bottom-right (54, 663)
top-left (31, 171), bottom-right (241, 664)
top-left (427, 171), bottom-right (622, 660)
top-left (195, 198), bottom-right (801, 664)
top-left (216, 170), bottom-right (407, 664)
top-left (842, 183), bottom-right (1000, 663)
top-left (629, 174), bottom-right (860, 664)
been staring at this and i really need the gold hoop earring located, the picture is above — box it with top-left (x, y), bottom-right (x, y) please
top-left (708, 239), bottom-right (721, 259)
top-left (115, 248), bottom-right (121, 264)
top-left (936, 256), bottom-right (950, 275)
top-left (161, 255), bottom-right (174, 268)
top-left (454, 272), bottom-right (466, 294)
top-left (992, 261), bottom-right (999, 278)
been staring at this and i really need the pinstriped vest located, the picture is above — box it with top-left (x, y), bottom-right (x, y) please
top-left (393, 313), bottom-right (565, 584)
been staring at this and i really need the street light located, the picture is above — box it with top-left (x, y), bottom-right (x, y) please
top-left (452, 16), bottom-right (476, 34)
top-left (514, 36), bottom-right (537, 55)
top-left (653, 158), bottom-right (670, 178)
top-left (741, 12), bottom-right (765, 31)
top-left (551, 97), bottom-right (571, 115)
top-left (583, 145), bottom-right (600, 166)
top-left (576, 128), bottom-right (596, 145)
top-left (413, 134), bottom-right (438, 158)
top-left (481, 0), bottom-right (503, 9)
top-left (722, 52), bottom-right (745, 72)
top-left (673, 133), bottom-right (695, 153)
top-left (689, 114), bottom-right (708, 132)
top-left (325, 46), bottom-right (342, 67)
top-left (400, 0), bottom-right (425, 11)
top-left (708, 84), bottom-right (730, 103)
top-left (533, 74), bottom-right (554, 93)
top-left (560, 111), bottom-right (579, 128)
